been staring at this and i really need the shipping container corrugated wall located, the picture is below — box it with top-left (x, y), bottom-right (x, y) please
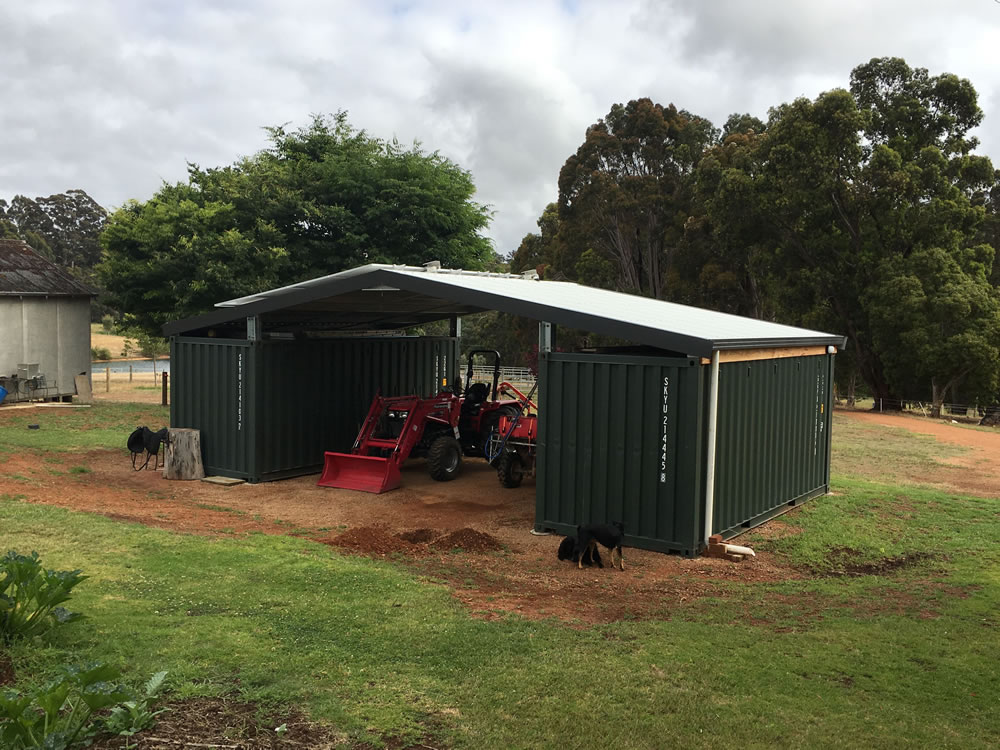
top-left (711, 354), bottom-right (834, 537)
top-left (171, 336), bottom-right (458, 482)
top-left (171, 338), bottom-right (252, 479)
top-left (536, 353), bottom-right (705, 556)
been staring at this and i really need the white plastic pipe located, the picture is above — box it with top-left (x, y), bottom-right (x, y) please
top-left (722, 543), bottom-right (756, 557)
top-left (704, 350), bottom-right (721, 546)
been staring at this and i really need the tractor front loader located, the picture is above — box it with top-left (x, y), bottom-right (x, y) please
top-left (318, 392), bottom-right (461, 494)
top-left (318, 350), bottom-right (526, 493)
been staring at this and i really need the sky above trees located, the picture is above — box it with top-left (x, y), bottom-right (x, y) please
top-left (2, 0), bottom-right (1000, 255)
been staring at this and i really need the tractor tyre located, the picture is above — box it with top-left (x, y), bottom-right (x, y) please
top-left (497, 451), bottom-right (524, 488)
top-left (428, 436), bottom-right (463, 481)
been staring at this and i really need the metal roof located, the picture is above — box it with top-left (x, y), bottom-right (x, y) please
top-left (164, 263), bottom-right (845, 357)
top-left (0, 239), bottom-right (97, 296)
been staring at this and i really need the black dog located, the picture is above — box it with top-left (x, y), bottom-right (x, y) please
top-left (128, 426), bottom-right (170, 471)
top-left (575, 521), bottom-right (625, 570)
top-left (557, 535), bottom-right (603, 567)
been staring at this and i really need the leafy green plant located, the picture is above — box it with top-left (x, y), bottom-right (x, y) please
top-left (0, 551), bottom-right (87, 643)
top-left (100, 315), bottom-right (116, 335)
top-left (103, 670), bottom-right (169, 740)
top-left (0, 662), bottom-right (131, 749)
top-left (89, 347), bottom-right (112, 361)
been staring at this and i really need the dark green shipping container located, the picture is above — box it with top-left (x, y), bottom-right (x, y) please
top-left (171, 336), bottom-right (458, 482)
top-left (535, 351), bottom-right (834, 556)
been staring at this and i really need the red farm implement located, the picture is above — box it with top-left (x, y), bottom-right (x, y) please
top-left (485, 381), bottom-right (538, 488)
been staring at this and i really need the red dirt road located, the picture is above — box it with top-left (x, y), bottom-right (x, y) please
top-left (837, 409), bottom-right (1000, 497)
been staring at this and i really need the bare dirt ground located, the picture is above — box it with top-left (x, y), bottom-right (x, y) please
top-left (89, 369), bottom-right (167, 403)
top-left (837, 408), bottom-right (1000, 497)
top-left (2, 407), bottom-right (996, 627)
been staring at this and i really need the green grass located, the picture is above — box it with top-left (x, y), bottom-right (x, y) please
top-left (2, 486), bottom-right (998, 749)
top-left (0, 402), bottom-right (167, 453)
top-left (831, 417), bottom-right (968, 485)
top-left (1, 409), bottom-right (999, 748)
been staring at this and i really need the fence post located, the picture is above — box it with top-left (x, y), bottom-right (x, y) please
top-left (129, 364), bottom-right (133, 382)
top-left (106, 366), bottom-right (110, 393)
top-left (162, 372), bottom-right (169, 406)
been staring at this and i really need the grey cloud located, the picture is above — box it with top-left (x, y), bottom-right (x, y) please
top-left (2, 0), bottom-right (999, 257)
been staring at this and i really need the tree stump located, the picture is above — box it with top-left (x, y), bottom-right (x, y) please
top-left (163, 428), bottom-right (205, 480)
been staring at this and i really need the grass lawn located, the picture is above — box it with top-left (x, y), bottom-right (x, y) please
top-left (1, 404), bottom-right (999, 748)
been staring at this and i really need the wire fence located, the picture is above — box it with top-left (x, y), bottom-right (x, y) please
top-left (471, 366), bottom-right (537, 389)
top-left (838, 397), bottom-right (1000, 424)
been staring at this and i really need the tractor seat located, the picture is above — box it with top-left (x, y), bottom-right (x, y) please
top-left (462, 383), bottom-right (490, 415)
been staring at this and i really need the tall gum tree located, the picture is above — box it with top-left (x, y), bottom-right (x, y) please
top-left (700, 57), bottom-right (998, 408)
top-left (555, 98), bottom-right (716, 299)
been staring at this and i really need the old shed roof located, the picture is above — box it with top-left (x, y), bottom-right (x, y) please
top-left (0, 239), bottom-right (96, 296)
top-left (165, 264), bottom-right (845, 357)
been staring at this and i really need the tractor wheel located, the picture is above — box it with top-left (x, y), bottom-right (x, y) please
top-left (427, 436), bottom-right (463, 481)
top-left (497, 451), bottom-right (524, 488)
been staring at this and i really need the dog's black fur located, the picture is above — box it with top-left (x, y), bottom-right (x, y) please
top-left (575, 521), bottom-right (625, 570)
top-left (128, 426), bottom-right (170, 471)
top-left (556, 535), bottom-right (603, 567)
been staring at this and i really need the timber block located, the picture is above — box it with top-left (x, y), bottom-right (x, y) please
top-left (200, 476), bottom-right (245, 486)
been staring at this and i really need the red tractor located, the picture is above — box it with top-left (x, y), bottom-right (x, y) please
top-left (318, 350), bottom-right (524, 493)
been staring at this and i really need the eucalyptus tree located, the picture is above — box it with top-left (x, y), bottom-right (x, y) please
top-left (699, 57), bottom-right (999, 410)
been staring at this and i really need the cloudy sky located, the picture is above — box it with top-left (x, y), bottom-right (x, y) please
top-left (2, 0), bottom-right (1000, 256)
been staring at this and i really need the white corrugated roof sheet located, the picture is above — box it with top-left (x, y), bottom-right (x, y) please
top-left (166, 263), bottom-right (844, 356)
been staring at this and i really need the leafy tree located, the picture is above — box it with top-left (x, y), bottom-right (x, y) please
top-left (99, 113), bottom-right (494, 335)
top-left (1, 190), bottom-right (107, 269)
top-left (685, 127), bottom-right (783, 318)
top-left (555, 98), bottom-right (717, 298)
top-left (699, 58), bottom-right (999, 406)
top-left (865, 245), bottom-right (1000, 416)
top-left (510, 202), bottom-right (561, 277)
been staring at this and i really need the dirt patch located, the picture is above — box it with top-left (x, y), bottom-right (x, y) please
top-left (3, 406), bottom-right (994, 626)
top-left (397, 528), bottom-right (438, 544)
top-left (837, 409), bottom-right (1000, 497)
top-left (430, 528), bottom-right (505, 553)
top-left (0, 653), bottom-right (14, 687)
top-left (821, 548), bottom-right (935, 577)
top-left (322, 525), bottom-right (427, 558)
top-left (87, 696), bottom-right (353, 749)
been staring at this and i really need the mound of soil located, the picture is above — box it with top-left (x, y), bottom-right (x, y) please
top-left (396, 528), bottom-right (438, 544)
top-left (430, 527), bottom-right (505, 553)
top-left (323, 525), bottom-right (426, 557)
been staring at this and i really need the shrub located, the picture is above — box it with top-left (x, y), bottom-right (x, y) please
top-left (100, 315), bottom-right (116, 334)
top-left (90, 347), bottom-right (112, 361)
top-left (103, 670), bottom-right (169, 740)
top-left (0, 550), bottom-right (86, 643)
top-left (0, 663), bottom-right (131, 749)
top-left (0, 664), bottom-right (168, 750)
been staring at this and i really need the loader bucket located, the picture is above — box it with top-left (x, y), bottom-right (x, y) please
top-left (318, 451), bottom-right (402, 494)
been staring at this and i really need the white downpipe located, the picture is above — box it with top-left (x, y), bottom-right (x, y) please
top-left (704, 350), bottom-right (721, 546)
